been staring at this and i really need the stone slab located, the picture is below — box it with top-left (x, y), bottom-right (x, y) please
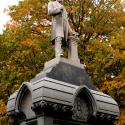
top-left (30, 58), bottom-right (96, 90)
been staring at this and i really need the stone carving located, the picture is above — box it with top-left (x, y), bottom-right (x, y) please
top-left (73, 96), bottom-right (89, 122)
top-left (32, 100), bottom-right (72, 117)
top-left (48, 0), bottom-right (79, 62)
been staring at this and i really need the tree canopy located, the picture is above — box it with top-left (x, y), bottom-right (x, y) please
top-left (0, 0), bottom-right (125, 124)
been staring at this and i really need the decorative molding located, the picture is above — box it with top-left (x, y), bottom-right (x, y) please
top-left (32, 100), bottom-right (72, 117)
top-left (96, 112), bottom-right (119, 123)
top-left (72, 86), bottom-right (96, 122)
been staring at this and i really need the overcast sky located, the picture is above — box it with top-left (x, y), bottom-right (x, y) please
top-left (0, 0), bottom-right (21, 33)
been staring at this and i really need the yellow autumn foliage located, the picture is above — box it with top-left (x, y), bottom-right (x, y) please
top-left (0, 100), bottom-right (6, 115)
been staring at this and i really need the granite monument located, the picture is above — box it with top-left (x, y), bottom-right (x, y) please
top-left (7, 1), bottom-right (119, 125)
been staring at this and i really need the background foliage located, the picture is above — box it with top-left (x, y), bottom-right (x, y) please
top-left (0, 0), bottom-right (125, 124)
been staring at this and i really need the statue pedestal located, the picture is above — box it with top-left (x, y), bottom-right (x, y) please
top-left (7, 58), bottom-right (119, 125)
top-left (30, 58), bottom-right (96, 90)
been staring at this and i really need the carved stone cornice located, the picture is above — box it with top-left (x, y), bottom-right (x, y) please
top-left (32, 100), bottom-right (72, 118)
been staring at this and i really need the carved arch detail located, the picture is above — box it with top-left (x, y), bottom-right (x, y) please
top-left (15, 82), bottom-right (33, 114)
top-left (73, 85), bottom-right (97, 121)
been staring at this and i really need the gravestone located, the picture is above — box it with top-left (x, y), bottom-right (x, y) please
top-left (7, 0), bottom-right (119, 124)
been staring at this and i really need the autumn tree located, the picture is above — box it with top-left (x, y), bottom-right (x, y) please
top-left (0, 0), bottom-right (125, 124)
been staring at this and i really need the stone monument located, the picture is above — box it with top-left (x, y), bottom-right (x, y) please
top-left (48, 0), bottom-right (79, 62)
top-left (7, 0), bottom-right (119, 125)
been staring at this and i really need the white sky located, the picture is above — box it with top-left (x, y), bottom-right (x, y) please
top-left (0, 0), bottom-right (20, 33)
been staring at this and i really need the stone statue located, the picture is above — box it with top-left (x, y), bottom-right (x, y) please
top-left (48, 0), bottom-right (79, 62)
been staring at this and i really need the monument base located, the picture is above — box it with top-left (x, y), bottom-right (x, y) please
top-left (30, 58), bottom-right (96, 90)
top-left (7, 58), bottom-right (119, 125)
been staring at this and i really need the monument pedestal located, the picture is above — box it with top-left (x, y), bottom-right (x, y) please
top-left (7, 58), bottom-right (119, 125)
top-left (30, 58), bottom-right (96, 90)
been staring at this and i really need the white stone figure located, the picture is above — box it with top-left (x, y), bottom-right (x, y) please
top-left (48, 0), bottom-right (79, 62)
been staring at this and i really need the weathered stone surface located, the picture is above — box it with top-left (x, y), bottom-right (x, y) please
top-left (7, 77), bottom-right (119, 124)
top-left (30, 58), bottom-right (96, 90)
top-left (73, 86), bottom-right (119, 123)
top-left (7, 91), bottom-right (18, 115)
top-left (7, 58), bottom-right (119, 125)
top-left (7, 78), bottom-right (77, 116)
